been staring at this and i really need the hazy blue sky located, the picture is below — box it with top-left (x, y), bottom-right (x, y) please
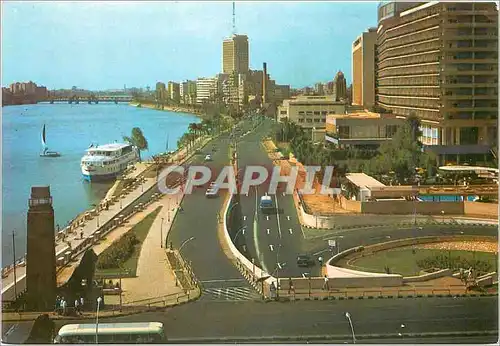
top-left (2, 1), bottom-right (378, 90)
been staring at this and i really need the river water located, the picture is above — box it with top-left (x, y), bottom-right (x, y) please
top-left (2, 103), bottom-right (199, 264)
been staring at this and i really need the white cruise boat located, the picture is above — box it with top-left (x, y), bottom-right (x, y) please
top-left (81, 143), bottom-right (139, 181)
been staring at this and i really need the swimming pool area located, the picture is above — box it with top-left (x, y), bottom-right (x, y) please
top-left (418, 195), bottom-right (479, 202)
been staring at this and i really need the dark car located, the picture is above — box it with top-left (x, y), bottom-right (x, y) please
top-left (297, 255), bottom-right (315, 267)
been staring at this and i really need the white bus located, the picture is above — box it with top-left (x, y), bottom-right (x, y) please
top-left (54, 322), bottom-right (165, 344)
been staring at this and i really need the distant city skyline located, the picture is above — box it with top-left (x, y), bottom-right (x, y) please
top-left (2, 1), bottom-right (378, 90)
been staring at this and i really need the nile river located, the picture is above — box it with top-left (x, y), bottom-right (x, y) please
top-left (2, 103), bottom-right (199, 264)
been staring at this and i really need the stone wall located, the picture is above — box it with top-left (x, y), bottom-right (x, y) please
top-left (361, 200), bottom-right (464, 215)
top-left (464, 201), bottom-right (498, 219)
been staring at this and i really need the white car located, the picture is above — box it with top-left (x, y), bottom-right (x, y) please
top-left (204, 154), bottom-right (212, 161)
top-left (205, 188), bottom-right (218, 198)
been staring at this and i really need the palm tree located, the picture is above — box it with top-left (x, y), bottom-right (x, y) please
top-left (123, 127), bottom-right (148, 161)
top-left (188, 123), bottom-right (198, 138)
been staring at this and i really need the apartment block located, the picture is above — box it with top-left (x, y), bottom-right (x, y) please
top-left (222, 34), bottom-right (249, 74)
top-left (180, 80), bottom-right (197, 104)
top-left (277, 95), bottom-right (346, 129)
top-left (315, 83), bottom-right (325, 95)
top-left (168, 82), bottom-right (180, 104)
top-left (352, 28), bottom-right (377, 107)
top-left (196, 77), bottom-right (218, 104)
top-left (376, 1), bottom-right (498, 164)
top-left (155, 82), bottom-right (167, 101)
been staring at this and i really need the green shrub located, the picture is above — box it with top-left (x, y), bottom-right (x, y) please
top-left (416, 254), bottom-right (492, 274)
top-left (96, 233), bottom-right (138, 269)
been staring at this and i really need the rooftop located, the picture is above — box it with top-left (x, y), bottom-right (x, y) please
top-left (345, 173), bottom-right (386, 189)
top-left (87, 143), bottom-right (131, 151)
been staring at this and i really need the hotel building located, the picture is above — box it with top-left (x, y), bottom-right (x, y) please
top-left (376, 1), bottom-right (498, 163)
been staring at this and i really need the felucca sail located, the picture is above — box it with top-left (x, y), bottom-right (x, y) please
top-left (41, 124), bottom-right (47, 148)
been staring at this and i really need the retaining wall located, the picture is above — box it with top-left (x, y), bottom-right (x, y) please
top-left (403, 269), bottom-right (453, 283)
top-left (464, 201), bottom-right (499, 218)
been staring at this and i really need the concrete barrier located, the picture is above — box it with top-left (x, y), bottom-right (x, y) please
top-left (403, 269), bottom-right (453, 283)
top-left (223, 191), bottom-right (275, 295)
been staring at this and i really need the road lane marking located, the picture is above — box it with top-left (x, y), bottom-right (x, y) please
top-left (289, 228), bottom-right (293, 234)
top-left (266, 228), bottom-right (270, 235)
top-left (287, 216), bottom-right (290, 220)
top-left (246, 193), bottom-right (248, 197)
top-left (282, 192), bottom-right (285, 196)
top-left (269, 245), bottom-right (274, 251)
top-left (200, 279), bottom-right (245, 283)
top-left (242, 229), bottom-right (245, 235)
top-left (277, 262), bottom-right (282, 269)
top-left (313, 248), bottom-right (331, 256)
top-left (243, 216), bottom-right (247, 221)
top-left (242, 245), bottom-right (247, 252)
top-left (266, 216), bottom-right (269, 221)
top-left (275, 194), bottom-right (282, 239)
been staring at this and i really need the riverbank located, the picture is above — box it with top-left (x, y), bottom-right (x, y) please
top-left (129, 101), bottom-right (204, 117)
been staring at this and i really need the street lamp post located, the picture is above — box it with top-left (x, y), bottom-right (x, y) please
top-left (345, 312), bottom-right (356, 344)
top-left (95, 296), bottom-right (102, 344)
top-left (91, 204), bottom-right (100, 228)
top-left (160, 218), bottom-right (164, 248)
top-left (179, 236), bottom-right (195, 253)
top-left (233, 226), bottom-right (246, 242)
top-left (12, 230), bottom-right (17, 299)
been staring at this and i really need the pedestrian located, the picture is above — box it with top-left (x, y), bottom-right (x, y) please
top-left (74, 298), bottom-right (80, 315)
top-left (318, 256), bottom-right (323, 266)
top-left (288, 277), bottom-right (294, 295)
top-left (61, 298), bottom-right (67, 316)
top-left (80, 296), bottom-right (84, 311)
top-left (80, 231), bottom-right (84, 239)
top-left (323, 275), bottom-right (329, 291)
top-left (54, 296), bottom-right (60, 314)
top-left (270, 282), bottom-right (276, 299)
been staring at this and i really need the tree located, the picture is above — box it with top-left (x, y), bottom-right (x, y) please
top-left (406, 112), bottom-right (423, 146)
top-left (123, 127), bottom-right (148, 161)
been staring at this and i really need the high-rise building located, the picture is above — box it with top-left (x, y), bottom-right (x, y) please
top-left (168, 82), bottom-right (180, 104)
top-left (222, 34), bottom-right (249, 74)
top-left (352, 28), bottom-right (377, 107)
top-left (376, 1), bottom-right (498, 155)
top-left (180, 80), bottom-right (197, 105)
top-left (333, 71), bottom-right (347, 102)
top-left (26, 186), bottom-right (57, 310)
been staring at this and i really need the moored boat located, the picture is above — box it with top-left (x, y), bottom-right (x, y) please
top-left (81, 143), bottom-right (139, 181)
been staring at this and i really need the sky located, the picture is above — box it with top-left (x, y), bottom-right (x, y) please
top-left (2, 1), bottom-right (379, 90)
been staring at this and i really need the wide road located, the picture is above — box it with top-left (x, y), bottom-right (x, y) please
top-left (44, 296), bottom-right (497, 343)
top-left (166, 130), bottom-right (262, 302)
top-left (232, 118), bottom-right (311, 280)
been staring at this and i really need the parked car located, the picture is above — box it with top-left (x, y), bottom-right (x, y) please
top-left (297, 254), bottom-right (315, 267)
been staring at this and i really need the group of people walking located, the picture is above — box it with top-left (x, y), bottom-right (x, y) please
top-left (55, 296), bottom-right (84, 316)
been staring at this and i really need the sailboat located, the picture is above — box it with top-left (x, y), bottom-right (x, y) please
top-left (40, 124), bottom-right (61, 157)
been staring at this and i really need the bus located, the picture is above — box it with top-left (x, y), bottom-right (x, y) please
top-left (54, 322), bottom-right (165, 344)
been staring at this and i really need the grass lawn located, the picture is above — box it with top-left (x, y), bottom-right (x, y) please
top-left (95, 206), bottom-right (162, 278)
top-left (348, 248), bottom-right (498, 277)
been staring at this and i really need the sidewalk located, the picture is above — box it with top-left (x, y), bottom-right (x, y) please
top-left (109, 193), bottom-right (186, 304)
